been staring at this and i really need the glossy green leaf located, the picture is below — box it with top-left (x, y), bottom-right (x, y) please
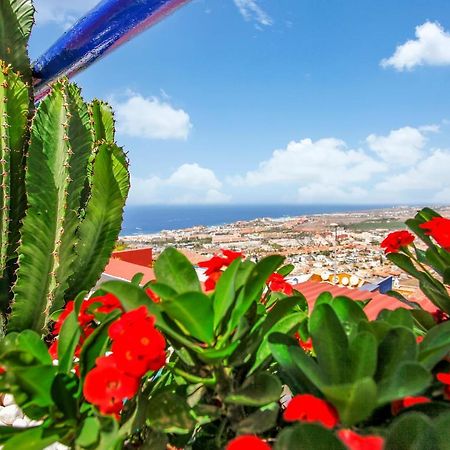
top-left (377, 362), bottom-right (431, 406)
top-left (348, 331), bottom-right (378, 381)
top-left (16, 330), bottom-right (52, 365)
top-left (161, 291), bottom-right (214, 344)
top-left (275, 423), bottom-right (347, 450)
top-left (213, 257), bottom-right (241, 330)
top-left (385, 412), bottom-right (439, 450)
top-left (419, 320), bottom-right (450, 369)
top-left (375, 327), bottom-right (417, 382)
top-left (146, 391), bottom-right (195, 434)
top-left (51, 373), bottom-right (78, 420)
top-left (235, 402), bottom-right (279, 434)
top-left (310, 304), bottom-right (350, 383)
top-left (322, 377), bottom-right (377, 425)
top-left (76, 417), bottom-right (100, 448)
top-left (154, 248), bottom-right (201, 294)
top-left (3, 426), bottom-right (62, 450)
top-left (57, 310), bottom-right (80, 373)
top-left (225, 373), bottom-right (282, 407)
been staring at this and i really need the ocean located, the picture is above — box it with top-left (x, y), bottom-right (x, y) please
top-left (121, 204), bottom-right (392, 235)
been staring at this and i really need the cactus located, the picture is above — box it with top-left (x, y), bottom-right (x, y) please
top-left (0, 1), bottom-right (131, 334)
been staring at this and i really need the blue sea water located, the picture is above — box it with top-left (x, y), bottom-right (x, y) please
top-left (121, 204), bottom-right (393, 235)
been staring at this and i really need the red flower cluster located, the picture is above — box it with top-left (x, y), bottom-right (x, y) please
top-left (380, 230), bottom-right (415, 254)
top-left (420, 217), bottom-right (450, 250)
top-left (226, 435), bottom-right (271, 450)
top-left (267, 273), bottom-right (294, 295)
top-left (83, 306), bottom-right (166, 417)
top-left (391, 396), bottom-right (430, 415)
top-left (198, 250), bottom-right (244, 291)
top-left (49, 294), bottom-right (124, 360)
top-left (432, 309), bottom-right (450, 324)
top-left (337, 429), bottom-right (384, 450)
top-left (437, 372), bottom-right (450, 399)
top-left (283, 394), bottom-right (339, 429)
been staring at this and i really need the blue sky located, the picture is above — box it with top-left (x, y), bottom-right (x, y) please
top-left (30, 0), bottom-right (450, 205)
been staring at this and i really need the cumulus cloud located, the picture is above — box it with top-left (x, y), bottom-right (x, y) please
top-left (113, 93), bottom-right (192, 140)
top-left (33, 0), bottom-right (98, 28)
top-left (381, 22), bottom-right (450, 70)
top-left (129, 164), bottom-right (231, 205)
top-left (366, 126), bottom-right (429, 165)
top-left (228, 124), bottom-right (449, 204)
top-left (233, 0), bottom-right (272, 26)
top-left (231, 138), bottom-right (386, 187)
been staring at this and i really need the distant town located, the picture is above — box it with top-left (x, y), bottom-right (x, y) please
top-left (119, 205), bottom-right (450, 290)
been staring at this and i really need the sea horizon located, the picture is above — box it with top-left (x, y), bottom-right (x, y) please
top-left (120, 203), bottom-right (434, 236)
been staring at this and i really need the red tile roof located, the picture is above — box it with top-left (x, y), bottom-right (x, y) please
top-left (104, 258), bottom-right (155, 284)
top-left (294, 280), bottom-right (436, 320)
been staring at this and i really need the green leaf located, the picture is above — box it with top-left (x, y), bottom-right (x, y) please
top-left (310, 304), bottom-right (350, 384)
top-left (235, 402), bottom-right (279, 434)
top-left (331, 296), bottom-right (368, 325)
top-left (161, 291), bottom-right (214, 344)
top-left (277, 264), bottom-right (295, 277)
top-left (67, 143), bottom-right (129, 298)
top-left (315, 291), bottom-right (333, 305)
top-left (231, 255), bottom-right (284, 327)
top-left (146, 390), bottom-right (195, 434)
top-left (375, 327), bottom-right (417, 382)
top-left (250, 311), bottom-right (306, 374)
top-left (57, 310), bottom-right (80, 373)
top-left (51, 373), bottom-right (78, 420)
top-left (322, 377), bottom-right (377, 425)
top-left (385, 413), bottom-right (439, 450)
top-left (76, 417), bottom-right (100, 448)
top-left (213, 257), bottom-right (241, 330)
top-left (419, 320), bottom-right (450, 369)
top-left (10, 80), bottom-right (92, 333)
top-left (348, 331), bottom-right (378, 381)
top-left (269, 333), bottom-right (322, 395)
top-left (225, 373), bottom-right (282, 407)
top-left (154, 248), bottom-right (201, 294)
top-left (378, 308), bottom-right (414, 329)
top-left (275, 423), bottom-right (347, 450)
top-left (387, 253), bottom-right (423, 279)
top-left (377, 362), bottom-right (431, 406)
top-left (3, 426), bottom-right (62, 450)
top-left (16, 330), bottom-right (52, 365)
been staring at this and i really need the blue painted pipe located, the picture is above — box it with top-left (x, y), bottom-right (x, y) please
top-left (33, 0), bottom-right (191, 98)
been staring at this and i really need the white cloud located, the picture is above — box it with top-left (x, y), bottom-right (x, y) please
top-left (381, 22), bottom-right (450, 70)
top-left (129, 164), bottom-right (231, 205)
top-left (231, 137), bottom-right (386, 187)
top-left (375, 149), bottom-right (450, 200)
top-left (366, 126), bottom-right (428, 165)
top-left (233, 0), bottom-right (272, 26)
top-left (33, 0), bottom-right (98, 28)
top-left (113, 93), bottom-right (192, 140)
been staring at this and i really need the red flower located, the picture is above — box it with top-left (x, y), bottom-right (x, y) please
top-left (416, 335), bottom-right (424, 344)
top-left (146, 287), bottom-right (160, 303)
top-left (53, 301), bottom-right (75, 335)
top-left (199, 250), bottom-right (244, 291)
top-left (337, 429), bottom-right (384, 450)
top-left (267, 273), bottom-right (293, 295)
top-left (0, 367), bottom-right (5, 375)
top-left (79, 293), bottom-right (123, 326)
top-left (221, 249), bottom-right (244, 265)
top-left (391, 396), bottom-right (431, 415)
top-left (420, 217), bottom-right (450, 250)
top-left (295, 333), bottom-right (313, 352)
top-left (83, 355), bottom-right (139, 417)
top-left (283, 394), bottom-right (339, 429)
top-left (226, 435), bottom-right (271, 450)
top-left (109, 306), bottom-right (166, 377)
top-left (380, 230), bottom-right (415, 254)
top-left (437, 372), bottom-right (450, 399)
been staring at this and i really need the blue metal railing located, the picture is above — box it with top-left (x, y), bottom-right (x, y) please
top-left (33, 0), bottom-right (191, 98)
